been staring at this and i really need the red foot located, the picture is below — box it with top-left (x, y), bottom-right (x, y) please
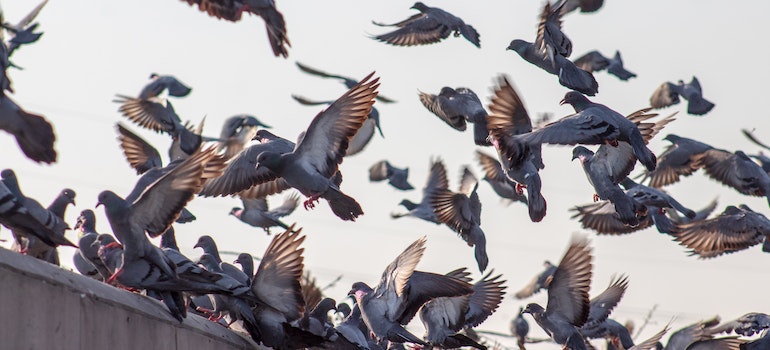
top-left (118, 285), bottom-right (141, 293)
top-left (593, 194), bottom-right (600, 202)
top-left (19, 248), bottom-right (28, 255)
top-left (106, 267), bottom-right (123, 285)
top-left (303, 194), bottom-right (321, 210)
top-left (515, 183), bottom-right (527, 195)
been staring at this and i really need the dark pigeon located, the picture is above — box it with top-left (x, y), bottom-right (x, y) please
top-left (372, 2), bottom-right (480, 48)
top-left (19, 188), bottom-right (76, 265)
top-left (139, 74), bottom-right (192, 99)
top-left (3, 0), bottom-right (48, 58)
top-left (348, 236), bottom-right (473, 346)
top-left (369, 160), bottom-right (414, 191)
top-left (674, 204), bottom-right (770, 258)
top-left (233, 252), bottom-right (254, 286)
top-left (194, 235), bottom-right (250, 286)
top-left (391, 158), bottom-right (446, 224)
top-left (475, 150), bottom-right (528, 205)
top-left (251, 73), bottom-right (380, 221)
top-left (711, 313), bottom-right (770, 337)
top-left (230, 193), bottom-right (299, 234)
top-left (650, 77), bottom-right (714, 116)
top-left (180, 0), bottom-right (290, 58)
top-left (521, 235), bottom-right (592, 350)
top-left (536, 1), bottom-right (572, 68)
top-left (559, 0), bottom-right (604, 14)
top-left (639, 134), bottom-right (714, 188)
top-left (418, 87), bottom-right (489, 146)
top-left (217, 114), bottom-right (270, 159)
top-left (579, 276), bottom-right (629, 338)
top-left (573, 50), bottom-right (636, 81)
top-left (296, 62), bottom-right (396, 103)
top-left (0, 95), bottom-right (57, 163)
top-left (512, 307), bottom-right (530, 350)
top-left (507, 39), bottom-right (598, 95)
top-left (197, 253), bottom-right (258, 328)
top-left (514, 260), bottom-right (556, 299)
top-left (692, 149), bottom-right (770, 205)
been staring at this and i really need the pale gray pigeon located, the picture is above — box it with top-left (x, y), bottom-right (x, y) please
top-left (296, 62), bottom-right (396, 103)
top-left (372, 2), bottom-right (480, 47)
top-left (368, 160), bottom-right (414, 191)
top-left (650, 77), bottom-right (714, 116)
top-left (573, 50), bottom-right (636, 81)
top-left (418, 87), bottom-right (490, 146)
top-left (230, 193), bottom-right (300, 234)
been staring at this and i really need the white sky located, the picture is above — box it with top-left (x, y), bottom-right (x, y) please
top-left (1, 0), bottom-right (768, 348)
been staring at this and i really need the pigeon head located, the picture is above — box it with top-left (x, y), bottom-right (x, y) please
top-left (96, 191), bottom-right (127, 213)
top-left (571, 146), bottom-right (594, 162)
top-left (1, 168), bottom-right (16, 181)
top-left (411, 2), bottom-right (429, 11)
top-left (229, 207), bottom-right (242, 217)
top-left (506, 39), bottom-right (530, 54)
top-left (61, 188), bottom-right (76, 205)
top-left (233, 253), bottom-right (253, 266)
top-left (149, 73), bottom-right (159, 79)
top-left (560, 91), bottom-right (590, 111)
top-left (193, 235), bottom-right (216, 252)
top-left (521, 303), bottom-right (545, 316)
top-left (253, 129), bottom-right (278, 142)
top-left (348, 282), bottom-right (374, 301)
top-left (75, 209), bottom-right (96, 232)
top-left (336, 302), bottom-right (352, 318)
top-left (256, 151), bottom-right (282, 170)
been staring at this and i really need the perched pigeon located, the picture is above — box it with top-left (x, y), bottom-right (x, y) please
top-left (522, 235), bottom-right (593, 350)
top-left (558, 0), bottom-right (604, 14)
top-left (251, 73), bottom-right (380, 221)
top-left (368, 160), bottom-right (414, 191)
top-left (93, 233), bottom-right (123, 277)
top-left (475, 150), bottom-right (528, 205)
top-left (233, 252), bottom-right (255, 286)
top-left (292, 94), bottom-right (383, 156)
top-left (512, 307), bottom-right (530, 350)
top-left (74, 210), bottom-right (111, 281)
top-left (650, 77), bottom-right (714, 116)
top-left (296, 62), bottom-right (396, 103)
top-left (230, 193), bottom-right (300, 234)
top-left (514, 260), bottom-right (557, 299)
top-left (18, 188), bottom-right (76, 265)
top-left (710, 313), bottom-right (770, 337)
top-left (197, 253), bottom-right (258, 327)
top-left (418, 87), bottom-right (490, 146)
top-left (507, 39), bottom-right (598, 96)
top-left (573, 50), bottom-right (636, 81)
top-left (419, 269), bottom-right (506, 349)
top-left (485, 75), bottom-right (547, 222)
top-left (348, 236), bottom-right (474, 346)
top-left (692, 149), bottom-right (770, 205)
top-left (372, 2), bottom-right (480, 48)
top-left (180, 0), bottom-right (290, 58)
top-left (430, 164), bottom-right (489, 272)
top-left (0, 94), bottom-right (57, 163)
top-left (194, 235), bottom-right (250, 285)
top-left (217, 114), bottom-right (270, 159)
top-left (639, 134), bottom-right (714, 188)
top-left (297, 297), bottom-right (337, 340)
top-left (391, 158), bottom-right (447, 224)
top-left (138, 74), bottom-right (192, 99)
top-left (674, 204), bottom-right (770, 258)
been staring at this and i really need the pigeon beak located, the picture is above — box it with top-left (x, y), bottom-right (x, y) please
top-left (559, 98), bottom-right (567, 105)
top-left (95, 200), bottom-right (102, 208)
top-left (193, 242), bottom-right (202, 249)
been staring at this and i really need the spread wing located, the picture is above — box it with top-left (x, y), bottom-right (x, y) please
top-left (373, 13), bottom-right (452, 46)
top-left (199, 140), bottom-right (293, 197)
top-left (252, 226), bottom-right (306, 320)
top-left (546, 235), bottom-right (592, 327)
top-left (418, 90), bottom-right (468, 131)
top-left (573, 51), bottom-right (609, 73)
top-left (674, 207), bottom-right (767, 258)
top-left (116, 123), bottom-right (162, 174)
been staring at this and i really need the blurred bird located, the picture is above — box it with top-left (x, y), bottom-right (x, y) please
top-left (639, 134), bottom-right (714, 188)
top-left (511, 307), bottom-right (530, 350)
top-left (2, 0), bottom-right (48, 58)
top-left (372, 2), bottom-right (480, 48)
top-left (418, 86), bottom-right (490, 146)
top-left (558, 0), bottom-right (605, 14)
top-left (573, 50), bottom-right (636, 81)
top-left (514, 260), bottom-right (557, 299)
top-left (674, 204), bottom-right (770, 258)
top-left (229, 193), bottom-right (300, 234)
top-left (217, 114), bottom-right (271, 159)
top-left (296, 62), bottom-right (396, 103)
top-left (692, 149), bottom-right (770, 205)
top-left (710, 313), bottom-right (770, 337)
top-left (650, 77), bottom-right (714, 116)
top-left (391, 158), bottom-right (447, 224)
top-left (368, 160), bottom-right (414, 191)
top-left (475, 150), bottom-right (528, 206)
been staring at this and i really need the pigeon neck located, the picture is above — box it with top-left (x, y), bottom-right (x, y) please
top-left (48, 196), bottom-right (72, 218)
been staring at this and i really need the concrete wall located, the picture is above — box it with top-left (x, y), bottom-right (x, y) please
top-left (0, 247), bottom-right (267, 350)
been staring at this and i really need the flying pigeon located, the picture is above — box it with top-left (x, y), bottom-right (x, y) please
top-left (368, 160), bottom-right (414, 191)
top-left (558, 0), bottom-right (605, 14)
top-left (691, 149), bottom-right (770, 205)
top-left (230, 193), bottom-right (300, 234)
top-left (3, 0), bottom-right (48, 57)
top-left (0, 94), bottom-right (57, 163)
top-left (657, 316), bottom-right (724, 350)
top-left (139, 74), bottom-right (192, 99)
top-left (217, 114), bottom-right (270, 159)
top-left (710, 313), bottom-right (770, 337)
top-left (579, 276), bottom-right (629, 339)
top-left (249, 73), bottom-right (380, 221)
top-left (296, 62), bottom-right (396, 103)
top-left (391, 158), bottom-right (447, 224)
top-left (348, 236), bottom-right (474, 346)
top-left (475, 150), bottom-right (528, 205)
top-left (650, 77), bottom-right (714, 116)
top-left (573, 50), bottom-right (636, 81)
top-left (674, 204), bottom-right (770, 258)
top-left (180, 0), bottom-right (290, 58)
top-left (418, 87), bottom-right (490, 146)
top-left (536, 0), bottom-right (572, 68)
top-left (507, 37), bottom-right (597, 95)
top-left (521, 235), bottom-right (593, 350)
top-left (638, 134), bottom-right (714, 188)
top-left (514, 260), bottom-right (557, 299)
top-left (372, 2), bottom-right (480, 48)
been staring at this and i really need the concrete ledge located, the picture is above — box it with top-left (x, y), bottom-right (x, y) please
top-left (0, 247), bottom-right (267, 350)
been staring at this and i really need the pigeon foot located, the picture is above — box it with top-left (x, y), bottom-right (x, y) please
top-left (106, 267), bottom-right (123, 284)
top-left (303, 194), bottom-right (321, 210)
top-left (593, 193), bottom-right (600, 202)
top-left (515, 183), bottom-right (527, 195)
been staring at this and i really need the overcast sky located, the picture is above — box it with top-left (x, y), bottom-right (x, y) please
top-left (1, 0), bottom-right (768, 347)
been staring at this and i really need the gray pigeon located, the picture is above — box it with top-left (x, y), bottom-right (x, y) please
top-left (475, 150), bottom-right (528, 205)
top-left (74, 210), bottom-right (112, 281)
top-left (18, 188), bottom-right (76, 265)
top-left (217, 114), bottom-right (270, 159)
top-left (0, 94), bottom-right (56, 163)
top-left (418, 87), bottom-right (490, 146)
top-left (368, 160), bottom-right (414, 191)
top-left (296, 62), bottom-right (396, 103)
top-left (485, 75), bottom-right (547, 222)
top-left (348, 236), bottom-right (474, 346)
top-left (372, 2), bottom-right (480, 48)
top-left (194, 235), bottom-right (250, 286)
top-left (508, 39), bottom-right (598, 95)
top-left (138, 74), bottom-right (192, 99)
top-left (710, 313), bottom-right (770, 337)
top-left (573, 50), bottom-right (636, 81)
top-left (558, 0), bottom-right (604, 14)
top-left (674, 204), bottom-right (770, 258)
top-left (180, 0), bottom-right (290, 58)
top-left (658, 316), bottom-right (722, 350)
top-left (639, 134), bottom-right (714, 188)
top-left (514, 260), bottom-right (556, 299)
top-left (430, 164), bottom-right (489, 272)
top-left (419, 269), bottom-right (506, 349)
top-left (230, 193), bottom-right (300, 234)
top-left (391, 158), bottom-right (446, 224)
top-left (197, 253), bottom-right (258, 327)
top-left (292, 94), bottom-right (383, 156)
top-left (512, 307), bottom-right (530, 350)
top-left (692, 149), bottom-right (770, 205)
top-left (650, 77), bottom-right (714, 116)
top-left (522, 235), bottom-right (592, 350)
top-left (251, 73), bottom-right (380, 221)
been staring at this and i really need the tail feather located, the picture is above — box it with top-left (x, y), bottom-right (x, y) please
top-left (445, 333), bottom-right (487, 350)
top-left (388, 324), bottom-right (428, 346)
top-left (526, 174), bottom-right (547, 222)
top-left (324, 188), bottom-right (363, 221)
top-left (460, 24), bottom-right (481, 48)
top-left (687, 95), bottom-right (714, 116)
top-left (557, 56), bottom-right (598, 96)
top-left (15, 109), bottom-right (56, 164)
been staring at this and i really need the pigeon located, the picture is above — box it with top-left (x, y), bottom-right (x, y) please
top-left (138, 74), bottom-right (192, 99)
top-left (18, 188), bottom-right (76, 265)
top-left (297, 297), bottom-right (338, 340)
top-left (230, 193), bottom-right (300, 234)
top-left (419, 269), bottom-right (506, 349)
top-left (691, 149), bottom-right (770, 205)
top-left (391, 158), bottom-right (447, 224)
top-left (296, 62), bottom-right (396, 103)
top-left (292, 94), bottom-right (383, 156)
top-left (216, 114), bottom-right (270, 159)
top-left (368, 160), bottom-right (414, 191)
top-left (93, 234), bottom-right (124, 277)
top-left (0, 169), bottom-right (74, 250)
top-left (558, 0), bottom-right (604, 14)
top-left (197, 253), bottom-right (258, 327)
top-left (348, 236), bottom-right (474, 346)
top-left (521, 235), bottom-right (592, 350)
top-left (674, 204), bottom-right (770, 258)
top-left (573, 50), bottom-right (636, 81)
top-left (3, 0), bottom-right (48, 57)
top-left (180, 0), bottom-right (290, 58)
top-left (579, 276), bottom-right (629, 339)
top-left (650, 77), bottom-right (714, 116)
top-left (0, 94), bottom-right (57, 163)
top-left (299, 271), bottom-right (325, 314)
top-left (639, 134), bottom-right (714, 188)
top-left (507, 39), bottom-right (598, 95)
top-left (571, 200), bottom-right (654, 235)
top-left (605, 323), bottom-right (670, 350)
top-left (666, 198), bottom-right (719, 225)
top-left (96, 147), bottom-right (225, 282)
top-left (250, 73), bottom-right (379, 221)
top-left (194, 235), bottom-right (250, 286)
top-left (233, 252), bottom-right (255, 286)
top-left (73, 211), bottom-right (111, 281)
top-left (710, 313), bottom-right (770, 337)
top-left (430, 164), bottom-right (489, 272)
top-left (475, 150), bottom-right (528, 205)
top-left (742, 128), bottom-right (770, 154)
top-left (372, 2), bottom-right (480, 48)
top-left (514, 260), bottom-right (557, 299)
top-left (485, 75), bottom-right (547, 222)
top-left (418, 87), bottom-right (490, 146)
top-left (741, 331), bottom-right (770, 350)
top-left (536, 0), bottom-right (572, 68)
top-left (658, 316), bottom-right (722, 350)
top-left (512, 307), bottom-right (530, 350)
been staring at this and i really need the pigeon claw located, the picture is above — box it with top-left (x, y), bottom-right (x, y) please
top-left (515, 183), bottom-right (527, 195)
top-left (303, 194), bottom-right (321, 210)
top-left (106, 267), bottom-right (123, 285)
top-left (593, 193), bottom-right (600, 202)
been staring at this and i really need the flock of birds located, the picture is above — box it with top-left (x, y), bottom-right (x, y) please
top-left (0, 0), bottom-right (767, 349)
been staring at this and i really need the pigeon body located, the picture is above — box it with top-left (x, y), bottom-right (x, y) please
top-left (692, 149), bottom-right (770, 205)
top-left (230, 193), bottom-right (299, 234)
top-left (573, 50), bottom-right (636, 81)
top-left (369, 160), bottom-right (413, 191)
top-left (373, 2), bottom-right (480, 48)
top-left (391, 158), bottom-right (446, 224)
top-left (217, 114), bottom-right (270, 159)
top-left (418, 87), bottom-right (490, 146)
top-left (507, 39), bottom-right (598, 96)
top-left (650, 77), bottom-right (714, 116)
